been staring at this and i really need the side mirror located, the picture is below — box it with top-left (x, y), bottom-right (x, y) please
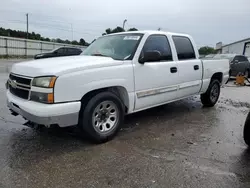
top-left (139, 51), bottom-right (161, 64)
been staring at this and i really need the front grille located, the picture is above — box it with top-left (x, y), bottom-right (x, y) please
top-left (8, 73), bottom-right (32, 100)
top-left (9, 74), bottom-right (31, 86)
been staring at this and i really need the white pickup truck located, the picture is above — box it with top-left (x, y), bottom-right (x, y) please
top-left (6, 31), bottom-right (229, 143)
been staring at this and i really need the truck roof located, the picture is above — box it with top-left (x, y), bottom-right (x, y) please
top-left (106, 30), bottom-right (191, 38)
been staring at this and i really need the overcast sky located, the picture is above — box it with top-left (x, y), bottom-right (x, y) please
top-left (0, 0), bottom-right (250, 47)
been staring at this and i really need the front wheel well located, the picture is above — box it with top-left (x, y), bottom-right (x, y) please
top-left (80, 86), bottom-right (129, 113)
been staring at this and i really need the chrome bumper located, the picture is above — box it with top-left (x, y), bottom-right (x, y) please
top-left (7, 91), bottom-right (81, 127)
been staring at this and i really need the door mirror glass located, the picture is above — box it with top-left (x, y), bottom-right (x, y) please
top-left (139, 51), bottom-right (161, 64)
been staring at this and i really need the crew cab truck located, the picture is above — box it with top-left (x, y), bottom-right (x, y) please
top-left (6, 31), bottom-right (229, 143)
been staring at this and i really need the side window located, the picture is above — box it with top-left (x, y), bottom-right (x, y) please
top-left (68, 48), bottom-right (75, 54)
top-left (57, 48), bottom-right (65, 54)
top-left (233, 56), bottom-right (240, 62)
top-left (142, 35), bottom-right (172, 61)
top-left (172, 36), bottom-right (196, 60)
top-left (239, 56), bottom-right (248, 62)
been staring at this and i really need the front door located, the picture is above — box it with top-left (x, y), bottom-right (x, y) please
top-left (134, 35), bottom-right (179, 110)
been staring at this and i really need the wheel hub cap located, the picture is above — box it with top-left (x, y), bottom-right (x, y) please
top-left (210, 84), bottom-right (219, 102)
top-left (92, 101), bottom-right (119, 134)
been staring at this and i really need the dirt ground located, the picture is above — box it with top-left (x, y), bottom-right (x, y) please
top-left (0, 59), bottom-right (250, 188)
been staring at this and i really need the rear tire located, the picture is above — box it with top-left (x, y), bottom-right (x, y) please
top-left (78, 91), bottom-right (124, 143)
top-left (244, 112), bottom-right (250, 146)
top-left (201, 80), bottom-right (220, 107)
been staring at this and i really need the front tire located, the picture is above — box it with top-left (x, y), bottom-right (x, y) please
top-left (201, 80), bottom-right (220, 107)
top-left (79, 92), bottom-right (124, 143)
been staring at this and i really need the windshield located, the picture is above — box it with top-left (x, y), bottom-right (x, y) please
top-left (213, 54), bottom-right (235, 59)
top-left (82, 33), bottom-right (143, 60)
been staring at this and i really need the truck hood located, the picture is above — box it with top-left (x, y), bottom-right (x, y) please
top-left (11, 55), bottom-right (123, 77)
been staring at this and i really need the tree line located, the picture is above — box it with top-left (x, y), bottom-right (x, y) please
top-left (0, 26), bottom-right (138, 46)
top-left (0, 26), bottom-right (215, 54)
top-left (0, 27), bottom-right (88, 46)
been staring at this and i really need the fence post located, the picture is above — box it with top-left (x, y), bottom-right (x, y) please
top-left (25, 39), bottom-right (28, 58)
top-left (40, 42), bottom-right (42, 53)
top-left (5, 38), bottom-right (8, 58)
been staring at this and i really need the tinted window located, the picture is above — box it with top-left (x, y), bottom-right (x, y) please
top-left (238, 56), bottom-right (248, 62)
top-left (173, 36), bottom-right (196, 60)
top-left (56, 48), bottom-right (65, 54)
top-left (233, 56), bottom-right (240, 62)
top-left (68, 48), bottom-right (77, 54)
top-left (142, 35), bottom-right (172, 61)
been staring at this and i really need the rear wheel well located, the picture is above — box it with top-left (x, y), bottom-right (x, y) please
top-left (80, 86), bottom-right (129, 113)
top-left (211, 72), bottom-right (223, 84)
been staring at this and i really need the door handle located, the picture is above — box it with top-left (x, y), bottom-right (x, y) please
top-left (170, 67), bottom-right (177, 73)
top-left (194, 65), bottom-right (199, 70)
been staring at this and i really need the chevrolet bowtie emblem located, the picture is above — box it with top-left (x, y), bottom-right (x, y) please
top-left (10, 80), bottom-right (17, 88)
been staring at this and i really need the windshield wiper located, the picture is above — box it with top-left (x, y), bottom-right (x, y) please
top-left (91, 53), bottom-right (109, 57)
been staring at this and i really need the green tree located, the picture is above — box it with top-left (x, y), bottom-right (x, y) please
top-left (71, 40), bottom-right (79, 45)
top-left (0, 26), bottom-right (89, 45)
top-left (103, 27), bottom-right (125, 35)
top-left (105, 28), bottom-right (112, 34)
top-left (102, 27), bottom-right (138, 35)
top-left (65, 40), bottom-right (71, 44)
top-left (79, 38), bottom-right (86, 45)
top-left (128, 28), bottom-right (138, 31)
top-left (111, 26), bottom-right (124, 33)
top-left (199, 46), bottom-right (216, 55)
top-left (56, 38), bottom-right (63, 43)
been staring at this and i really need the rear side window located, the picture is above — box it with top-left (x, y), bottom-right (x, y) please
top-left (238, 56), bottom-right (248, 62)
top-left (68, 48), bottom-right (76, 53)
top-left (142, 35), bottom-right (172, 61)
top-left (172, 36), bottom-right (196, 60)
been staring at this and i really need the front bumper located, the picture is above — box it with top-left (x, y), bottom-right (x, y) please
top-left (7, 90), bottom-right (81, 127)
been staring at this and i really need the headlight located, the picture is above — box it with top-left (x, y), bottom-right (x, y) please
top-left (32, 76), bottom-right (56, 88)
top-left (30, 91), bottom-right (54, 103)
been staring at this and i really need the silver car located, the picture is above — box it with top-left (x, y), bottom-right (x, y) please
top-left (213, 54), bottom-right (250, 77)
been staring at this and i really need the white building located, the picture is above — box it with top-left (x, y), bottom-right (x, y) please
top-left (216, 38), bottom-right (250, 56)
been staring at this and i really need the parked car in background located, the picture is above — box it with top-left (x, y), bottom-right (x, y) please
top-left (34, 47), bottom-right (82, 59)
top-left (213, 54), bottom-right (250, 77)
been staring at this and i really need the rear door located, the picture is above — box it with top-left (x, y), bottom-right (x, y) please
top-left (172, 36), bottom-right (202, 98)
